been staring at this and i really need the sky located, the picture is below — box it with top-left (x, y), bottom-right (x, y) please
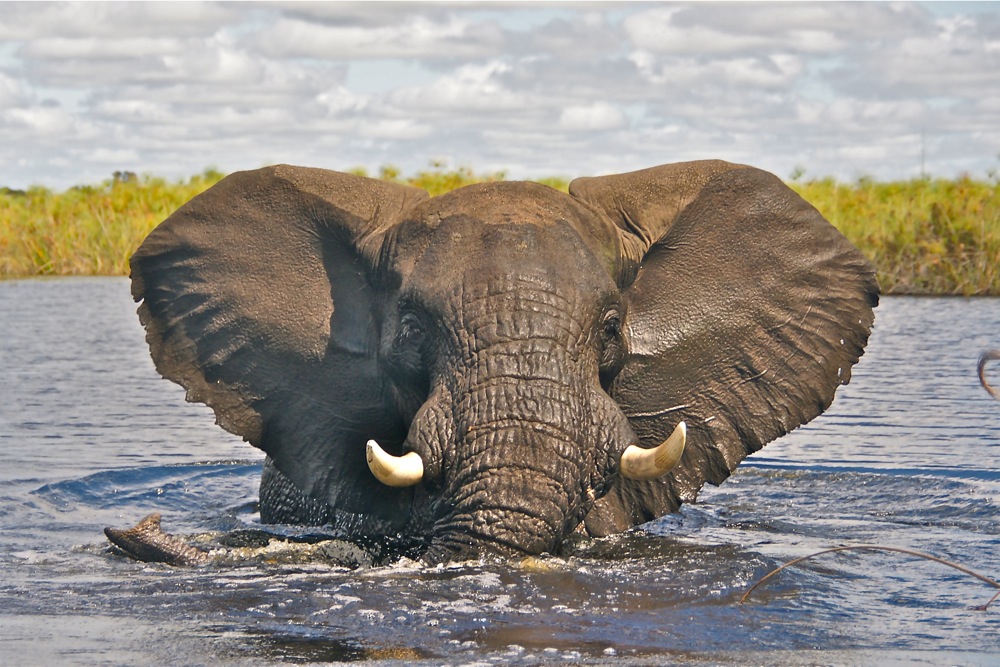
top-left (1, 1), bottom-right (999, 190)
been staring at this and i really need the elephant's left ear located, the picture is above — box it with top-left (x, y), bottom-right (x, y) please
top-left (131, 165), bottom-right (428, 521)
top-left (571, 162), bottom-right (878, 535)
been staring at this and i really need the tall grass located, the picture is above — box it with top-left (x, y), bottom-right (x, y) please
top-left (1, 166), bottom-right (997, 295)
top-left (791, 176), bottom-right (1000, 296)
top-left (0, 169), bottom-right (226, 277)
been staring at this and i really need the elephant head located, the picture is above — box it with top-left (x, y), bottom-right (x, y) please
top-left (130, 161), bottom-right (877, 563)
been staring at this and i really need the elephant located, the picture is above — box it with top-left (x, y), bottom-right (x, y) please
top-left (126, 160), bottom-right (878, 565)
top-left (980, 350), bottom-right (1000, 400)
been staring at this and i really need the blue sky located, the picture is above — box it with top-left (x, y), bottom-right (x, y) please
top-left (1, 1), bottom-right (998, 190)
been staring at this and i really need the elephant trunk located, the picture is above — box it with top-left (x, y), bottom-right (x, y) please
top-left (422, 475), bottom-right (571, 563)
top-left (416, 375), bottom-right (636, 563)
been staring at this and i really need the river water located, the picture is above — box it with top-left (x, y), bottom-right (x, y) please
top-left (1, 277), bottom-right (998, 666)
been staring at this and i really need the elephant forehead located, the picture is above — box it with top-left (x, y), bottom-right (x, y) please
top-left (403, 211), bottom-right (609, 277)
top-left (416, 181), bottom-right (595, 228)
top-left (392, 182), bottom-right (624, 280)
top-left (404, 221), bottom-right (614, 309)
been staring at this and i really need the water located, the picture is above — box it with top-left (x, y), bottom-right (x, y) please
top-left (1, 277), bottom-right (998, 666)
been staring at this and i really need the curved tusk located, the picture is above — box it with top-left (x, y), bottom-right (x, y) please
top-left (366, 439), bottom-right (425, 487)
top-left (619, 421), bottom-right (687, 481)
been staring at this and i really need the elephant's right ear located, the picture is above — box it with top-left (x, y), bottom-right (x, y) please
top-left (571, 161), bottom-right (878, 536)
top-left (130, 165), bottom-right (428, 520)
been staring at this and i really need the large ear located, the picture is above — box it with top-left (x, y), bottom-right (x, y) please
top-left (571, 161), bottom-right (878, 535)
top-left (130, 165), bottom-right (428, 527)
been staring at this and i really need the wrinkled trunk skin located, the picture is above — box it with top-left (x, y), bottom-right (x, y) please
top-left (422, 424), bottom-right (580, 563)
top-left (411, 347), bottom-right (629, 565)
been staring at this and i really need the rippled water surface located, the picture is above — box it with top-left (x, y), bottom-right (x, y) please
top-left (1, 278), bottom-right (998, 666)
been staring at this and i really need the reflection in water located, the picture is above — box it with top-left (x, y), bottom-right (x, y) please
top-left (1, 279), bottom-right (999, 665)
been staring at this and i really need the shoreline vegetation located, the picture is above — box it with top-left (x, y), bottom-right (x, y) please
top-left (1, 166), bottom-right (998, 296)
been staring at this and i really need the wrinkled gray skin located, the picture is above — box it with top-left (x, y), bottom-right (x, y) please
top-left (129, 160), bottom-right (878, 564)
top-left (980, 350), bottom-right (1000, 400)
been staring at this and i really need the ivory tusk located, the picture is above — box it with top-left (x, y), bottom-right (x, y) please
top-left (619, 421), bottom-right (687, 480)
top-left (366, 440), bottom-right (425, 487)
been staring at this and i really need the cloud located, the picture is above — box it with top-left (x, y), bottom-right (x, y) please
top-left (20, 37), bottom-right (187, 61)
top-left (860, 15), bottom-right (1000, 95)
top-left (0, 2), bottom-right (234, 40)
top-left (558, 101), bottom-right (627, 131)
top-left (630, 51), bottom-right (805, 89)
top-left (358, 118), bottom-right (431, 140)
top-left (251, 14), bottom-right (504, 60)
top-left (390, 61), bottom-right (530, 112)
top-left (0, 71), bottom-right (27, 107)
top-left (624, 3), bottom-right (925, 56)
top-left (317, 86), bottom-right (369, 116)
top-left (3, 106), bottom-right (76, 135)
top-left (624, 6), bottom-right (841, 56)
top-left (88, 147), bottom-right (142, 164)
top-left (254, 2), bottom-right (456, 29)
top-left (517, 12), bottom-right (624, 61)
top-left (0, 2), bottom-right (998, 190)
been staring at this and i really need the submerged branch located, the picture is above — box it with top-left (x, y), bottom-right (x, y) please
top-left (740, 544), bottom-right (1000, 610)
top-left (979, 350), bottom-right (1000, 400)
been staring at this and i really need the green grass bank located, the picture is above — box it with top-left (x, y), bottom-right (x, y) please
top-left (2, 167), bottom-right (998, 296)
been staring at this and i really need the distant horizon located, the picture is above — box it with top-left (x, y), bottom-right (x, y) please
top-left (2, 2), bottom-right (998, 191)
top-left (4, 161), bottom-right (998, 195)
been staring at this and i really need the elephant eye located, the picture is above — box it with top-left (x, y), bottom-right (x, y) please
top-left (602, 311), bottom-right (622, 339)
top-left (599, 308), bottom-right (625, 391)
top-left (397, 312), bottom-right (426, 349)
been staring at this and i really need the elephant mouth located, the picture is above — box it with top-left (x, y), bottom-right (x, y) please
top-left (366, 421), bottom-right (688, 487)
top-left (419, 534), bottom-right (514, 565)
top-left (365, 422), bottom-right (688, 563)
top-left (419, 511), bottom-right (565, 565)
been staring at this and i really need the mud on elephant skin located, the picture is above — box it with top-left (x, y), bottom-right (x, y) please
top-left (122, 160), bottom-right (878, 565)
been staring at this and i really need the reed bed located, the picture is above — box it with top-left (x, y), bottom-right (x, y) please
top-left (791, 177), bottom-right (1000, 296)
top-left (1, 167), bottom-right (997, 296)
top-left (0, 170), bottom-right (226, 278)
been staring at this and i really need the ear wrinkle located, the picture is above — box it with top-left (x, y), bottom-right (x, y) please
top-left (614, 226), bottom-right (644, 289)
top-left (580, 163), bottom-right (877, 536)
top-left (131, 165), bottom-right (427, 529)
top-left (569, 159), bottom-right (748, 277)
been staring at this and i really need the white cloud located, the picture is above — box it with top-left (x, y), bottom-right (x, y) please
top-left (92, 99), bottom-right (169, 123)
top-left (838, 145), bottom-right (889, 162)
top-left (623, 6), bottom-right (846, 56)
top-left (630, 51), bottom-right (803, 89)
top-left (3, 107), bottom-right (76, 135)
top-left (558, 102), bottom-right (627, 131)
top-left (22, 37), bottom-right (186, 63)
top-left (864, 15), bottom-right (1000, 94)
top-left (252, 15), bottom-right (503, 60)
top-left (390, 61), bottom-right (529, 112)
top-left (0, 71), bottom-right (27, 107)
top-left (0, 2), bottom-right (234, 39)
top-left (358, 118), bottom-right (432, 140)
top-left (317, 87), bottom-right (369, 116)
top-left (89, 147), bottom-right (142, 164)
top-left (624, 3), bottom-right (927, 56)
top-left (0, 2), bottom-right (998, 190)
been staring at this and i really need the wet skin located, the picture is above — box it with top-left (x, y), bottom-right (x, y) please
top-left (123, 161), bottom-right (877, 564)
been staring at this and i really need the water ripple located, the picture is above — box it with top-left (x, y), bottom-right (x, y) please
top-left (2, 280), bottom-right (999, 665)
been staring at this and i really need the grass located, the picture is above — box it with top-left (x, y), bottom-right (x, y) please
top-left (1, 166), bottom-right (997, 296)
top-left (0, 169), bottom-right (227, 277)
top-left (790, 176), bottom-right (1000, 296)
